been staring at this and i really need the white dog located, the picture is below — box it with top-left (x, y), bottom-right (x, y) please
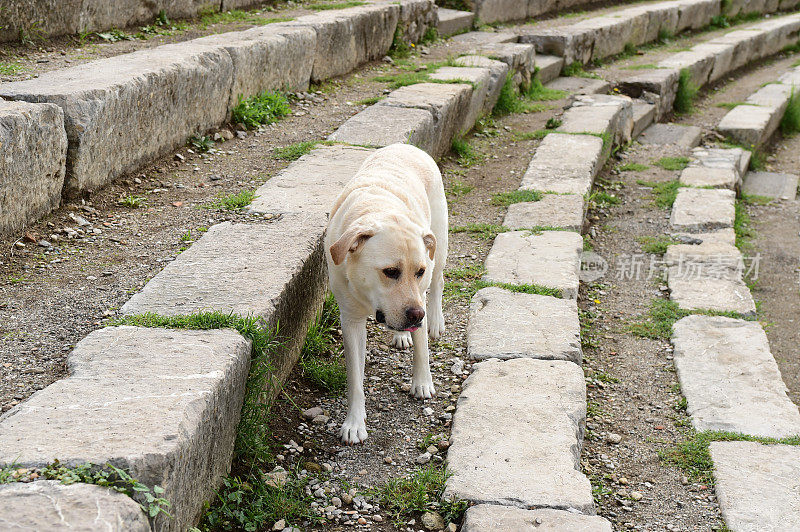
top-left (325, 143), bottom-right (448, 444)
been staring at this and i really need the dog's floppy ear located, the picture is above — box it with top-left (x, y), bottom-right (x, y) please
top-left (422, 232), bottom-right (436, 260)
top-left (330, 227), bottom-right (375, 266)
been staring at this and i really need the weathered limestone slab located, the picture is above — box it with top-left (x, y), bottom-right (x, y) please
top-left (672, 315), bottom-right (800, 437)
top-left (0, 41), bottom-right (233, 197)
top-left (0, 326), bottom-right (252, 531)
top-left (0, 100), bottom-right (68, 235)
top-left (444, 358), bottom-right (593, 512)
top-left (519, 26), bottom-right (596, 65)
top-left (0, 481), bottom-right (151, 531)
top-left (467, 287), bottom-right (581, 363)
top-left (619, 68), bottom-right (679, 118)
top-left (378, 82), bottom-right (472, 158)
top-left (632, 101), bottom-right (657, 138)
top-left (471, 0), bottom-right (528, 24)
top-left (711, 441), bottom-right (800, 532)
top-left (437, 8), bottom-right (474, 37)
top-left (390, 0), bottom-right (438, 43)
top-left (664, 241), bottom-right (743, 274)
top-left (639, 123), bottom-right (702, 148)
top-left (503, 193), bottom-right (585, 231)
top-left (679, 167), bottom-right (739, 189)
top-left (546, 77), bottom-right (611, 95)
top-left (671, 228), bottom-right (736, 246)
top-left (450, 31), bottom-right (518, 46)
top-left (475, 42), bottom-right (536, 87)
top-left (692, 146), bottom-right (751, 177)
top-left (462, 505), bottom-right (613, 532)
top-left (668, 273), bottom-right (756, 316)
top-left (293, 4), bottom-right (400, 82)
top-left (328, 105), bottom-right (436, 152)
top-left (670, 188), bottom-right (736, 231)
top-left (191, 24), bottom-right (316, 109)
top-left (718, 104), bottom-right (783, 147)
top-left (558, 94), bottom-right (633, 146)
top-left (484, 230), bottom-right (583, 299)
top-left (453, 55), bottom-right (510, 113)
top-left (535, 54), bottom-right (565, 84)
top-left (520, 133), bottom-right (605, 196)
top-left (743, 171), bottom-right (799, 200)
top-left (429, 66), bottom-right (493, 130)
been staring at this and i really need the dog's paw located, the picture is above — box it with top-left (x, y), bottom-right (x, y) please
top-left (391, 331), bottom-right (413, 349)
top-left (410, 378), bottom-right (436, 399)
top-left (427, 311), bottom-right (445, 340)
top-left (339, 417), bottom-right (368, 445)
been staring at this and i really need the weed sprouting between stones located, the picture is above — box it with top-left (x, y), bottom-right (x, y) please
top-left (118, 195), bottom-right (147, 208)
top-left (636, 179), bottom-right (680, 208)
top-left (206, 190), bottom-right (257, 211)
top-left (308, 1), bottom-right (367, 11)
top-left (231, 90), bottom-right (290, 130)
top-left (617, 162), bottom-right (650, 172)
top-left (629, 299), bottom-right (751, 340)
top-left (733, 199), bottom-right (756, 251)
top-left (449, 222), bottom-right (509, 240)
top-left (353, 95), bottom-right (385, 106)
top-left (526, 72), bottom-right (567, 101)
top-left (654, 156), bottom-right (690, 171)
top-left (638, 235), bottom-right (679, 254)
top-left (493, 74), bottom-right (551, 116)
top-left (674, 68), bottom-right (699, 114)
top-left (780, 89), bottom-right (800, 136)
top-left (491, 189), bottom-right (543, 206)
top-left (512, 129), bottom-right (550, 141)
top-left (562, 61), bottom-right (600, 79)
top-left (198, 7), bottom-right (292, 27)
top-left (586, 190), bottom-right (620, 210)
top-left (451, 136), bottom-right (485, 167)
top-left (273, 140), bottom-right (335, 161)
top-left (189, 135), bottom-right (215, 153)
top-left (298, 293), bottom-right (346, 394)
top-left (0, 61), bottom-right (24, 75)
top-left (715, 101), bottom-right (747, 110)
top-left (446, 179), bottom-right (473, 199)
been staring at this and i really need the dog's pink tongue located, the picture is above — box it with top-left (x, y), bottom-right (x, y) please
top-left (403, 326), bottom-right (420, 332)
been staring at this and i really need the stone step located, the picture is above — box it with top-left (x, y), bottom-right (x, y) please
top-left (0, 326), bottom-right (253, 531)
top-left (546, 76), bottom-right (611, 95)
top-left (743, 171), bottom-right (799, 200)
top-left (473, 42), bottom-right (537, 88)
top-left (622, 13), bottom-right (800, 118)
top-left (631, 101), bottom-right (657, 139)
top-left (679, 147), bottom-right (750, 190)
top-left (557, 94), bottom-right (634, 146)
top-left (453, 55), bottom-right (510, 111)
top-left (503, 193), bottom-right (585, 232)
top-left (450, 31), bottom-right (518, 46)
top-left (518, 0), bottom-right (722, 65)
top-left (436, 8), bottom-right (474, 37)
top-left (462, 505), bottom-right (613, 531)
top-left (328, 105), bottom-right (437, 151)
top-left (717, 65), bottom-right (800, 146)
top-left (444, 358), bottom-right (593, 513)
top-left (535, 54), bottom-right (565, 84)
top-left (710, 441), bottom-right (800, 531)
top-left (519, 132), bottom-right (605, 196)
top-left (671, 228), bottom-right (736, 246)
top-left (484, 230), bottom-right (584, 299)
top-left (639, 123), bottom-right (702, 148)
top-left (428, 66), bottom-right (495, 133)
top-left (0, 100), bottom-right (67, 236)
top-left (672, 315), bottom-right (800, 438)
top-left (670, 188), bottom-right (736, 232)
top-left (0, 481), bottom-right (150, 531)
top-left (467, 287), bottom-right (581, 363)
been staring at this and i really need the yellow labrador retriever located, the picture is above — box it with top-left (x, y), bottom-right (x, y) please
top-left (325, 143), bottom-right (448, 444)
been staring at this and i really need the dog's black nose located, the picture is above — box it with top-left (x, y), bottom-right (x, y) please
top-left (376, 310), bottom-right (386, 324)
top-left (406, 307), bottom-right (425, 324)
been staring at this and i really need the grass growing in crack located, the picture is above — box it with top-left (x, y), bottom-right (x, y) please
top-left (545, 117), bottom-right (562, 129)
top-left (299, 293), bottom-right (346, 394)
top-left (622, 63), bottom-right (660, 70)
top-left (674, 68), bottom-right (699, 114)
top-left (231, 90), bottom-right (290, 129)
top-left (491, 190), bottom-right (542, 206)
top-left (444, 264), bottom-right (562, 300)
top-left (734, 199), bottom-right (755, 251)
top-left (618, 162), bottom-right (650, 172)
top-left (450, 223), bottom-right (508, 240)
top-left (447, 179), bottom-right (473, 198)
top-left (654, 156), bottom-right (690, 171)
top-left (354, 95), bottom-right (385, 106)
top-left (369, 465), bottom-right (467, 526)
top-left (189, 135), bottom-right (215, 153)
top-left (118, 195), bottom-right (146, 208)
top-left (716, 101), bottom-right (747, 110)
top-left (451, 137), bottom-right (485, 167)
top-left (273, 140), bottom-right (335, 161)
top-left (629, 299), bottom-right (749, 340)
top-left (206, 190), bottom-right (256, 211)
top-left (512, 129), bottom-right (550, 141)
top-left (637, 179), bottom-right (680, 208)
top-left (660, 430), bottom-right (800, 485)
top-left (586, 190), bottom-right (620, 209)
top-left (493, 74), bottom-right (551, 116)
top-left (198, 7), bottom-right (292, 27)
top-left (562, 61), bottom-right (599, 78)
top-left (309, 1), bottom-right (366, 10)
top-left (780, 89), bottom-right (800, 136)
top-left (525, 74), bottom-right (567, 101)
top-left (638, 235), bottom-right (678, 254)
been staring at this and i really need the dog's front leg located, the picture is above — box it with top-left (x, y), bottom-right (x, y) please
top-left (409, 317), bottom-right (436, 399)
top-left (340, 316), bottom-right (368, 444)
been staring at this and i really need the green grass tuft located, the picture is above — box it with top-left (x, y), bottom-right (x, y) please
top-left (232, 90), bottom-right (290, 129)
top-left (0, 61), bottom-right (24, 75)
top-left (525, 75), bottom-right (567, 101)
top-left (716, 101), bottom-right (747, 110)
top-left (562, 61), bottom-right (599, 78)
top-left (638, 235), bottom-right (678, 254)
top-left (354, 95), bottom-right (385, 106)
top-left (636, 179), bottom-right (680, 209)
top-left (674, 68), bottom-right (699, 114)
top-left (447, 179), bottom-right (473, 198)
top-left (198, 8), bottom-right (292, 27)
top-left (654, 156), bottom-right (690, 171)
top-left (780, 89), bottom-right (800, 136)
top-left (622, 63), bottom-right (660, 70)
top-left (734, 199), bottom-right (755, 251)
top-left (118, 195), bottom-right (146, 208)
top-left (617, 162), bottom-right (650, 172)
top-left (450, 223), bottom-right (509, 240)
top-left (206, 190), bottom-right (257, 211)
top-left (491, 190), bottom-right (543, 206)
top-left (629, 299), bottom-right (748, 340)
top-left (299, 293), bottom-right (346, 394)
top-left (451, 136), bottom-right (485, 167)
top-left (308, 1), bottom-right (366, 10)
top-left (273, 140), bottom-right (335, 161)
top-left (512, 129), bottom-right (550, 141)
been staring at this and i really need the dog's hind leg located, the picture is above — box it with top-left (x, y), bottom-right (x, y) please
top-left (409, 319), bottom-right (436, 399)
top-left (339, 316), bottom-right (368, 444)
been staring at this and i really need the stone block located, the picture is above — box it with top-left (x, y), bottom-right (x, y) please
top-left (475, 42), bottom-right (536, 87)
top-left (718, 104), bottom-right (783, 147)
top-left (534, 54), bottom-right (565, 84)
top-left (743, 171), bottom-right (799, 200)
top-left (503, 193), bottom-right (585, 231)
top-left (462, 505), bottom-right (613, 532)
top-left (467, 287), bottom-right (581, 363)
top-left (679, 167), bottom-right (739, 189)
top-left (444, 358), bottom-right (593, 512)
top-left (293, 4), bottom-right (400, 82)
top-left (453, 55), bottom-right (510, 113)
top-left (328, 105), bottom-right (436, 153)
top-left (0, 100), bottom-right (68, 235)
top-left (392, 0), bottom-right (438, 43)
top-left (668, 273), bottom-right (756, 316)
top-left (520, 133), bottom-right (605, 196)
top-left (670, 188), bottom-right (735, 232)
top-left (450, 31), bottom-right (518, 46)
top-left (672, 316), bottom-right (800, 437)
top-left (437, 8), bottom-right (474, 37)
top-left (0, 326), bottom-right (252, 531)
top-left (691, 146), bottom-right (750, 178)
top-left (519, 26), bottom-right (595, 65)
top-left (639, 123), bottom-right (702, 148)
top-left (0, 481), bottom-right (150, 531)
top-left (711, 441), bottom-right (800, 532)
top-left (658, 47), bottom-right (717, 88)
top-left (547, 76), bottom-right (611, 95)
top-left (746, 81), bottom-right (794, 108)
top-left (378, 82), bottom-right (472, 158)
top-left (0, 41), bottom-right (233, 197)
top-left (671, 228), bottom-right (736, 246)
top-left (429, 66), bottom-right (493, 131)
top-left (483, 230), bottom-right (583, 299)
top-left (664, 241), bottom-right (744, 277)
top-left (191, 24), bottom-right (316, 110)
top-left (676, 0), bottom-right (721, 31)
top-left (558, 94), bottom-right (633, 146)
top-left (619, 68), bottom-right (679, 118)
top-left (471, 0), bottom-right (528, 24)
top-left (632, 101), bottom-right (657, 138)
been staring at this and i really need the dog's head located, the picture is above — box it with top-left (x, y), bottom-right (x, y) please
top-left (330, 216), bottom-right (435, 332)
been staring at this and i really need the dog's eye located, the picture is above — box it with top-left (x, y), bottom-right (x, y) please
top-left (382, 267), bottom-right (401, 279)
top-left (416, 267), bottom-right (425, 278)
